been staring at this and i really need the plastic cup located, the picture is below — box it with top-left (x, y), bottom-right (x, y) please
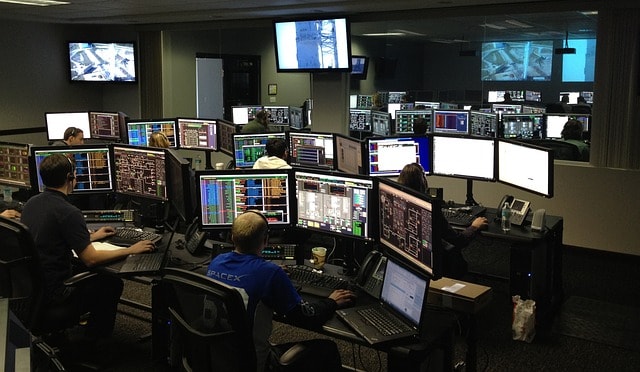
top-left (311, 247), bottom-right (327, 269)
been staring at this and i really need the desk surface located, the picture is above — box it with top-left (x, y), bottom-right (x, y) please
top-left (463, 208), bottom-right (562, 243)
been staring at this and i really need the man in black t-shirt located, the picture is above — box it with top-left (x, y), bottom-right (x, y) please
top-left (21, 154), bottom-right (155, 342)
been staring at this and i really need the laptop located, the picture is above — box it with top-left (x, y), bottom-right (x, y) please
top-left (102, 228), bottom-right (173, 275)
top-left (336, 258), bottom-right (430, 345)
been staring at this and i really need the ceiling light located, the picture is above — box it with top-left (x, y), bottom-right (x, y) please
top-left (390, 29), bottom-right (425, 37)
top-left (580, 11), bottom-right (598, 16)
top-left (504, 19), bottom-right (533, 28)
top-left (362, 32), bottom-right (406, 37)
top-left (480, 23), bottom-right (507, 30)
top-left (0, 0), bottom-right (69, 5)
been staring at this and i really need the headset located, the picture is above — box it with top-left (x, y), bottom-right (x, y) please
top-left (65, 156), bottom-right (76, 181)
top-left (241, 210), bottom-right (270, 243)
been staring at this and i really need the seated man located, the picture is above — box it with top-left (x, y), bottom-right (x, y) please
top-left (20, 154), bottom-right (155, 349)
top-left (206, 211), bottom-right (355, 372)
top-left (51, 127), bottom-right (85, 146)
top-left (561, 119), bottom-right (590, 161)
top-left (253, 138), bottom-right (291, 169)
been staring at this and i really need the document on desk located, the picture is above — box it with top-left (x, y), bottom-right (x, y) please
top-left (93, 242), bottom-right (129, 251)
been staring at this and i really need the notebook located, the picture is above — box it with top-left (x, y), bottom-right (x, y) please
top-left (336, 258), bottom-right (429, 345)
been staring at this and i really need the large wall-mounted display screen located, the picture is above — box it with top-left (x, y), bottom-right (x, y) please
top-left (481, 41), bottom-right (553, 81)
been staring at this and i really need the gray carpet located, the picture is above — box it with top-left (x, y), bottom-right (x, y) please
top-left (553, 296), bottom-right (640, 352)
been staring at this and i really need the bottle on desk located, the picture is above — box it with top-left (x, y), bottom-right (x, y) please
top-left (501, 202), bottom-right (512, 232)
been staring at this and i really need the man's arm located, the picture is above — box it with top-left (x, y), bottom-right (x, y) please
top-left (76, 240), bottom-right (155, 267)
top-left (284, 290), bottom-right (355, 329)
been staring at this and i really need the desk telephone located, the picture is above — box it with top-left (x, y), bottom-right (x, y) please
top-left (498, 195), bottom-right (531, 226)
top-left (185, 218), bottom-right (207, 255)
top-left (356, 251), bottom-right (387, 299)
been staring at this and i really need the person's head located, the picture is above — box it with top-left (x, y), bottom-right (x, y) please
top-left (413, 117), bottom-right (428, 135)
top-left (561, 119), bottom-right (583, 140)
top-left (577, 96), bottom-right (587, 104)
top-left (63, 127), bottom-right (84, 145)
top-left (503, 92), bottom-right (512, 102)
top-left (397, 163), bottom-right (428, 193)
top-left (255, 110), bottom-right (270, 126)
top-left (231, 210), bottom-right (269, 254)
top-left (265, 138), bottom-right (288, 159)
top-left (39, 153), bottom-right (76, 192)
top-left (149, 131), bottom-right (170, 148)
top-left (561, 94), bottom-right (569, 104)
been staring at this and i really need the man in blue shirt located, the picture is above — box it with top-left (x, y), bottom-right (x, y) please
top-left (206, 210), bottom-right (355, 372)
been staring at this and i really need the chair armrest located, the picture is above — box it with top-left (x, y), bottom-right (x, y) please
top-left (63, 271), bottom-right (98, 286)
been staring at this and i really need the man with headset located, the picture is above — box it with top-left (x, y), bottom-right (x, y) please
top-left (51, 126), bottom-right (85, 146)
top-left (206, 210), bottom-right (355, 372)
top-left (20, 154), bottom-right (155, 350)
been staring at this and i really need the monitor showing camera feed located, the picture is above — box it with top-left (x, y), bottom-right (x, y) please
top-left (288, 132), bottom-right (334, 169)
top-left (366, 135), bottom-right (431, 177)
top-left (294, 169), bottom-right (373, 240)
top-left (481, 40), bottom-right (553, 81)
top-left (68, 42), bottom-right (136, 83)
top-left (498, 139), bottom-right (553, 197)
top-left (31, 145), bottom-right (113, 193)
top-left (501, 114), bottom-right (543, 139)
top-left (233, 132), bottom-right (287, 168)
top-left (166, 148), bottom-right (197, 222)
top-left (395, 110), bottom-right (432, 134)
top-left (112, 144), bottom-right (167, 201)
top-left (470, 111), bottom-right (497, 137)
top-left (349, 109), bottom-right (372, 132)
top-left (378, 178), bottom-right (440, 277)
top-left (371, 111), bottom-right (392, 136)
top-left (45, 112), bottom-right (91, 141)
top-left (176, 118), bottom-right (218, 151)
top-left (197, 169), bottom-right (292, 229)
top-left (0, 142), bottom-right (31, 189)
top-left (274, 17), bottom-right (351, 72)
top-left (126, 119), bottom-right (177, 147)
top-left (433, 110), bottom-right (470, 135)
top-left (231, 106), bottom-right (263, 125)
top-left (89, 111), bottom-right (121, 141)
top-left (432, 135), bottom-right (495, 181)
top-left (335, 134), bottom-right (363, 175)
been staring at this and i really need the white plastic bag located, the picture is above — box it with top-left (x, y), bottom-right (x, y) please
top-left (512, 295), bottom-right (536, 343)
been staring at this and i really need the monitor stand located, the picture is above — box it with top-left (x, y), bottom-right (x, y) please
top-left (465, 179), bottom-right (479, 206)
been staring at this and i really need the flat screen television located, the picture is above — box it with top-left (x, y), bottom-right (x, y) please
top-left (126, 119), bottom-right (177, 148)
top-left (481, 40), bottom-right (553, 81)
top-left (562, 39), bottom-right (596, 83)
top-left (432, 135), bottom-right (496, 181)
top-left (294, 169), bottom-right (374, 241)
top-left (497, 139), bottom-right (553, 198)
top-left (68, 42), bottom-right (137, 83)
top-left (0, 141), bottom-right (31, 189)
top-left (366, 135), bottom-right (431, 177)
top-left (274, 17), bottom-right (351, 72)
top-left (30, 145), bottom-right (113, 194)
top-left (351, 55), bottom-right (369, 79)
top-left (111, 144), bottom-right (167, 201)
top-left (197, 169), bottom-right (292, 230)
top-left (176, 118), bottom-right (218, 151)
top-left (45, 112), bottom-right (91, 141)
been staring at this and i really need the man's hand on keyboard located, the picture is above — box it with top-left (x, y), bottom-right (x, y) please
top-left (129, 240), bottom-right (156, 254)
top-left (90, 226), bottom-right (116, 241)
top-left (329, 289), bottom-right (356, 308)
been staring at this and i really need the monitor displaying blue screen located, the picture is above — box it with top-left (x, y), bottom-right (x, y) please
top-left (367, 135), bottom-right (431, 177)
top-left (433, 110), bottom-right (469, 135)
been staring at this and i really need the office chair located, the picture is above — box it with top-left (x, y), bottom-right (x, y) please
top-left (530, 139), bottom-right (582, 161)
top-left (158, 268), bottom-right (311, 372)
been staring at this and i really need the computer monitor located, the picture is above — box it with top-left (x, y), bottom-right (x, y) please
top-left (111, 144), bottom-right (167, 201)
top-left (581, 91), bottom-right (594, 104)
top-left (559, 92), bottom-right (581, 104)
top-left (432, 135), bottom-right (496, 181)
top-left (231, 105), bottom-right (263, 125)
top-left (88, 111), bottom-right (122, 141)
top-left (197, 169), bottom-right (292, 230)
top-left (521, 105), bottom-right (546, 114)
top-left (439, 102), bottom-right (459, 110)
top-left (507, 90), bottom-right (525, 101)
top-left (544, 114), bottom-right (590, 139)
top-left (349, 109), bottom-right (372, 132)
top-left (0, 142), bottom-right (31, 189)
top-left (351, 55), bottom-right (369, 80)
top-left (497, 139), bottom-right (553, 198)
top-left (126, 119), bottom-right (177, 147)
top-left (288, 131), bottom-right (335, 169)
top-left (491, 104), bottom-right (521, 114)
top-left (289, 107), bottom-right (304, 130)
top-left (387, 103), bottom-right (414, 120)
top-left (487, 90), bottom-right (506, 103)
top-left (469, 111), bottom-right (497, 137)
top-left (395, 110), bottom-right (432, 134)
top-left (45, 112), bottom-right (91, 141)
top-left (263, 106), bottom-right (290, 125)
top-left (31, 145), bottom-right (113, 193)
top-left (525, 90), bottom-right (542, 102)
top-left (294, 169), bottom-right (374, 241)
top-left (349, 95), bottom-right (358, 109)
top-left (378, 177), bottom-right (442, 277)
top-left (232, 132), bottom-right (287, 168)
top-left (414, 101), bottom-right (440, 109)
top-left (166, 148), bottom-right (197, 222)
top-left (371, 111), bottom-right (393, 136)
top-left (334, 133), bottom-right (364, 175)
top-left (433, 110), bottom-right (470, 135)
top-left (501, 114), bottom-right (543, 139)
top-left (217, 120), bottom-right (237, 156)
top-left (366, 135), bottom-right (431, 177)
top-left (356, 95), bottom-right (373, 108)
top-left (176, 118), bottom-right (218, 151)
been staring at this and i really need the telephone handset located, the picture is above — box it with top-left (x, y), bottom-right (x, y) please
top-left (356, 250), bottom-right (387, 299)
top-left (185, 217), bottom-right (207, 255)
top-left (498, 195), bottom-right (531, 226)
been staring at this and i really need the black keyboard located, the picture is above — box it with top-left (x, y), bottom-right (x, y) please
top-left (286, 264), bottom-right (354, 297)
top-left (119, 253), bottom-right (164, 273)
top-left (107, 227), bottom-right (163, 246)
top-left (442, 208), bottom-right (475, 227)
top-left (357, 307), bottom-right (411, 336)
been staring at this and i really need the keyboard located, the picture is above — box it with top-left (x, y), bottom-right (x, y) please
top-left (107, 227), bottom-right (163, 246)
top-left (442, 208), bottom-right (475, 227)
top-left (357, 307), bottom-right (412, 336)
top-left (119, 252), bottom-right (165, 274)
top-left (286, 264), bottom-right (354, 297)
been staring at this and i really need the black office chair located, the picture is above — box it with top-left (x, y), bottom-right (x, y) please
top-left (530, 139), bottom-right (582, 161)
top-left (158, 268), bottom-right (311, 372)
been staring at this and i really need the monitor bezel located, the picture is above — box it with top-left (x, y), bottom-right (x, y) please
top-left (497, 138), bottom-right (554, 198)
